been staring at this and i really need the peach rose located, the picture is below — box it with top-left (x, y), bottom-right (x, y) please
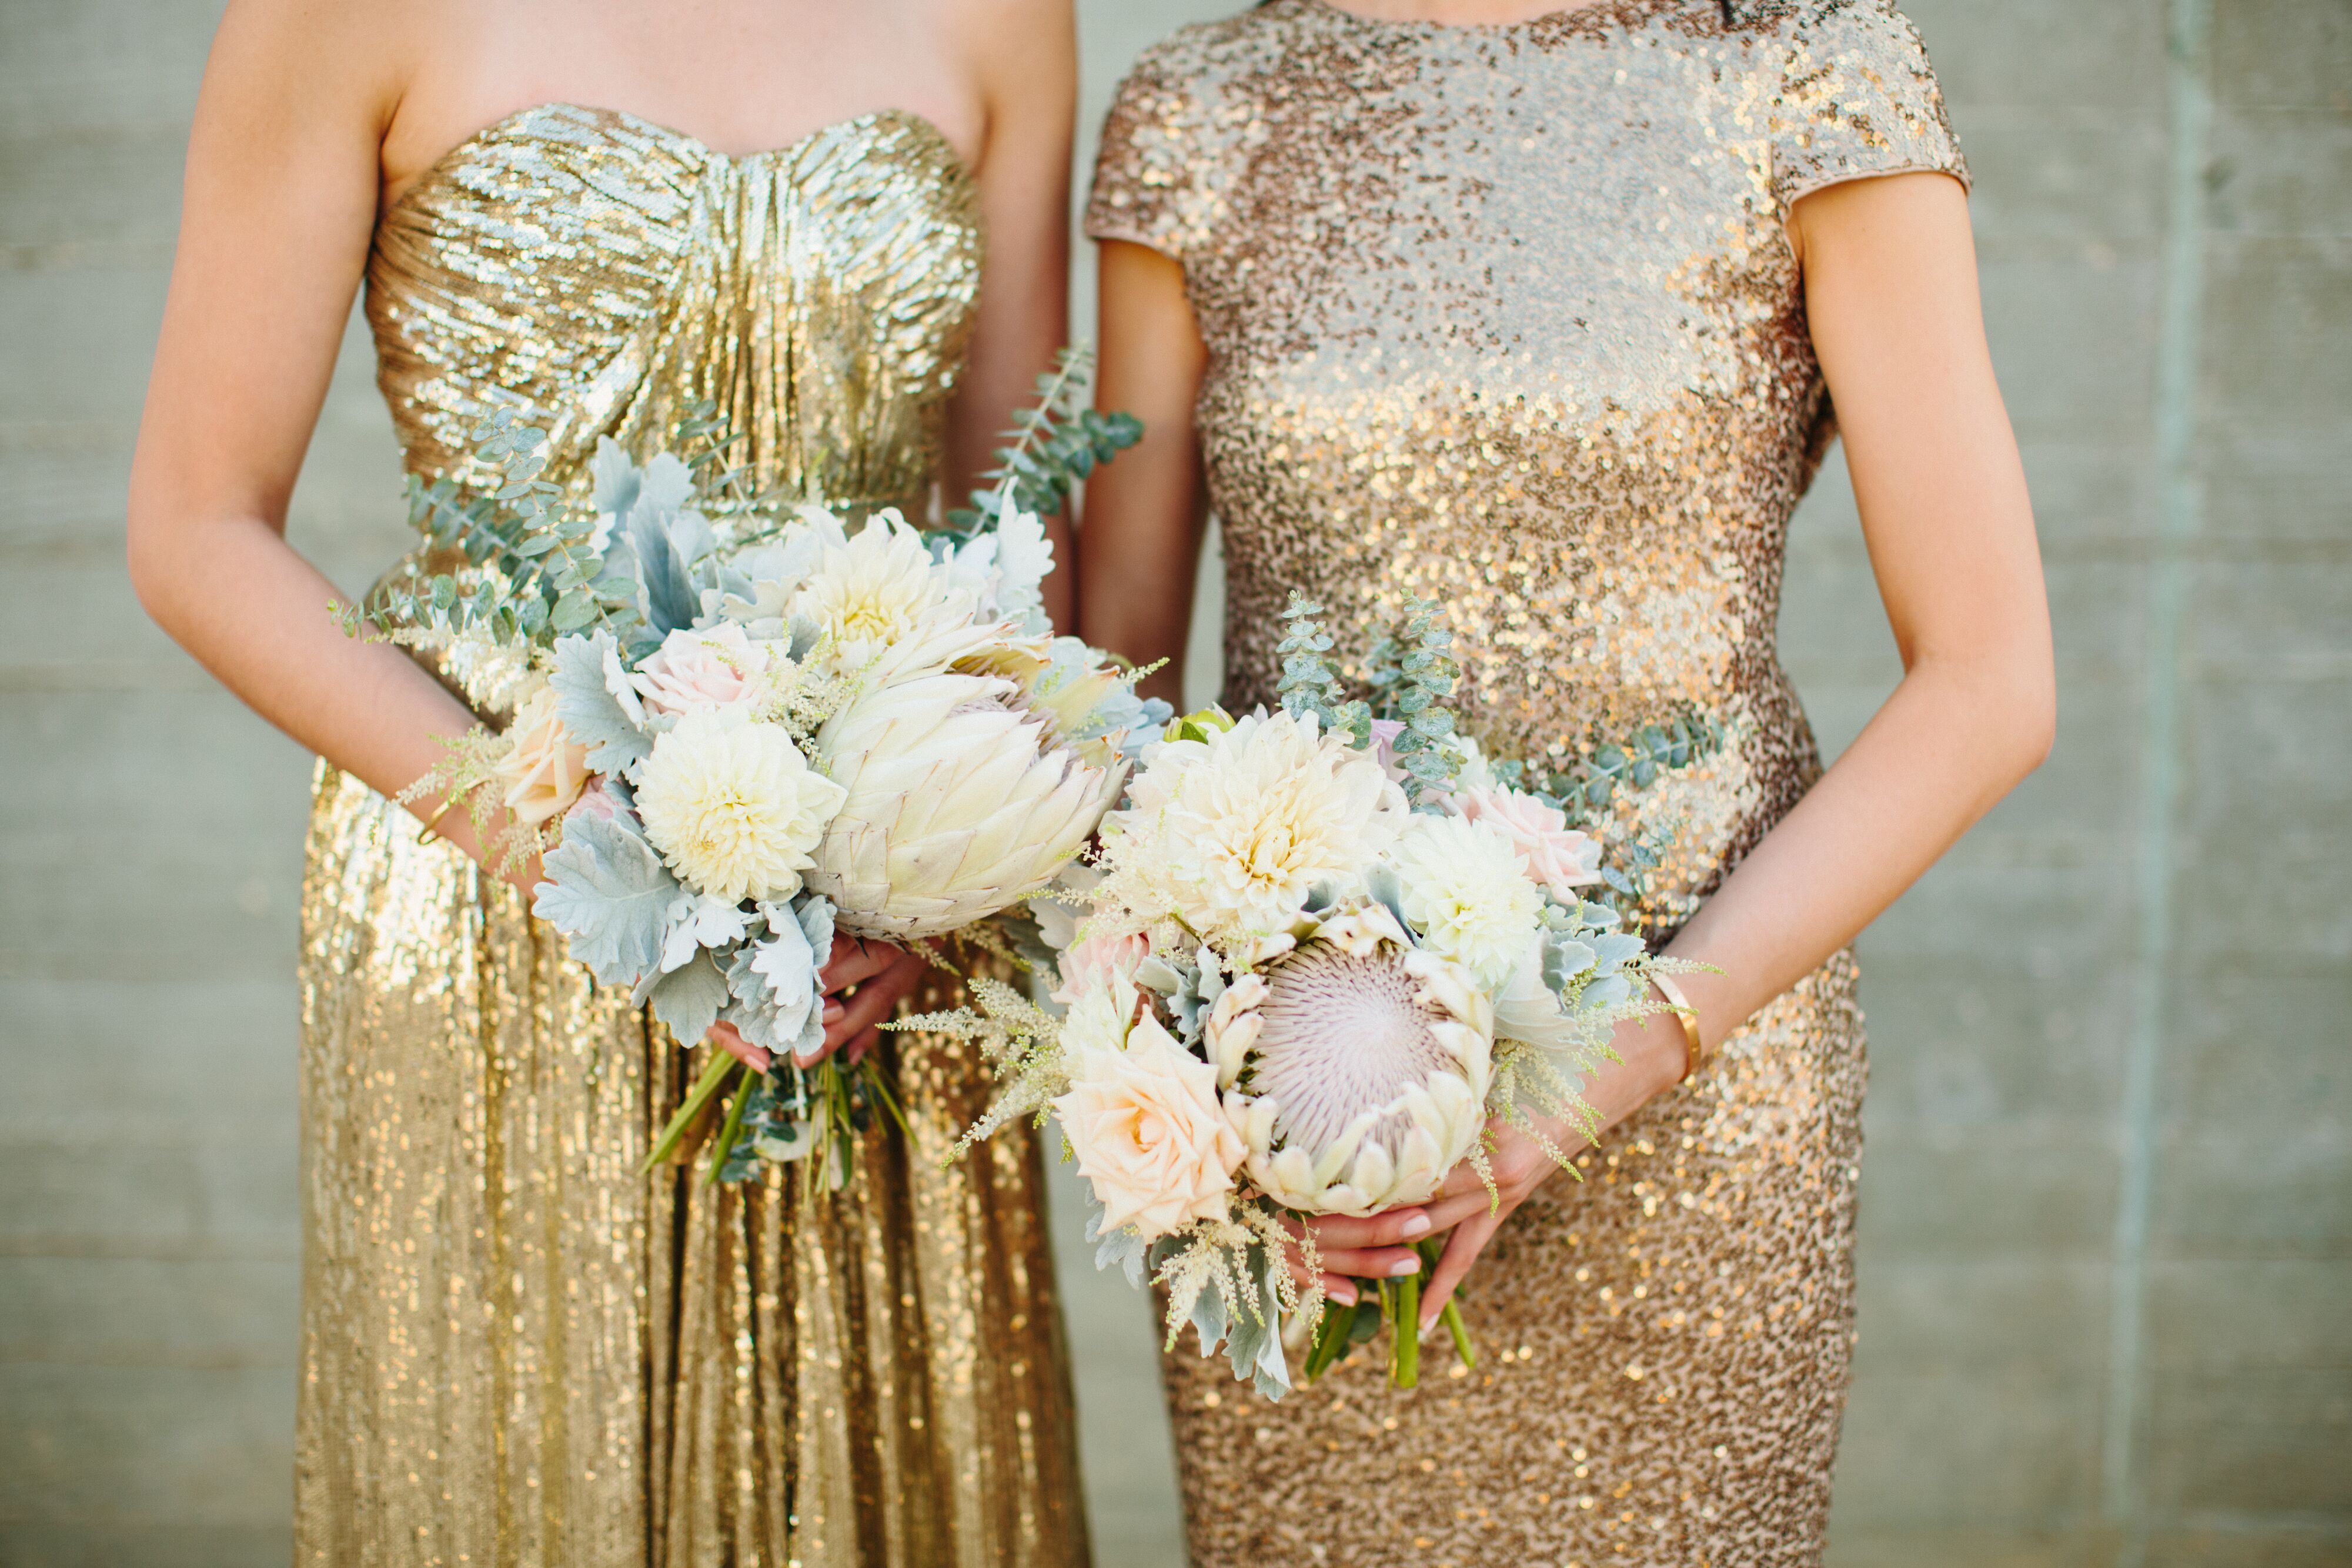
top-left (1051, 932), bottom-right (1149, 1006)
top-left (630, 624), bottom-right (773, 718)
top-left (495, 686), bottom-right (592, 827)
top-left (1057, 1010), bottom-right (1247, 1241)
top-left (1452, 785), bottom-right (1603, 900)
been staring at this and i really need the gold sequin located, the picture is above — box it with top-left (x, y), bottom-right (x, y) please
top-left (1087, 1), bottom-right (1963, 1560)
top-left (299, 105), bottom-right (1086, 1566)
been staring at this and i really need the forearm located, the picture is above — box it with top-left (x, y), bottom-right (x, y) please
top-left (130, 509), bottom-right (507, 861)
top-left (1075, 495), bottom-right (1201, 704)
top-left (1081, 239), bottom-right (1208, 705)
top-left (1665, 653), bottom-right (2049, 1047)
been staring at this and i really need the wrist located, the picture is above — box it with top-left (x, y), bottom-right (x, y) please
top-left (1631, 1008), bottom-right (1689, 1098)
top-left (1586, 1011), bottom-right (1685, 1131)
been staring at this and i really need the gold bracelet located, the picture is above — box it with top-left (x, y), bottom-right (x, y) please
top-left (1650, 971), bottom-right (1703, 1083)
top-left (415, 795), bottom-right (463, 844)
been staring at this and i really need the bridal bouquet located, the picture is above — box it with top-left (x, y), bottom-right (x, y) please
top-left (351, 356), bottom-right (1157, 1186)
top-left (923, 596), bottom-right (1710, 1398)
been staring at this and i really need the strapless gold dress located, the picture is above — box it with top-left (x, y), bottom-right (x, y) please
top-left (1091, 1), bottom-right (1965, 1563)
top-left (298, 105), bottom-right (1087, 1568)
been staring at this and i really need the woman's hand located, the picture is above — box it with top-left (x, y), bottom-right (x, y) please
top-left (1277, 1006), bottom-right (1688, 1319)
top-left (703, 937), bottom-right (934, 1077)
top-left (1406, 1008), bottom-right (1688, 1331)
top-left (1279, 1208), bottom-right (1436, 1308)
top-left (814, 937), bottom-right (932, 1067)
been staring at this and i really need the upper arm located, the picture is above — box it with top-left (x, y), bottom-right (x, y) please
top-left (1791, 172), bottom-right (2048, 692)
top-left (940, 0), bottom-right (1074, 478)
top-left (129, 0), bottom-right (402, 561)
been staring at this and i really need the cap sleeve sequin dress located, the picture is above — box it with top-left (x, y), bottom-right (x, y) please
top-left (297, 106), bottom-right (1087, 1568)
top-left (1086, 2), bottom-right (1964, 1561)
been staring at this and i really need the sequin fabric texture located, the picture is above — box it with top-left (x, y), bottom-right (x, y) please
top-left (299, 105), bottom-right (1087, 1567)
top-left (1087, 1), bottom-right (1964, 1562)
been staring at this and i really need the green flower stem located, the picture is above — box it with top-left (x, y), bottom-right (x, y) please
top-left (861, 1057), bottom-right (911, 1139)
top-left (1301, 1293), bottom-right (1357, 1385)
top-left (702, 1064), bottom-right (756, 1186)
top-left (1389, 1274), bottom-right (1422, 1389)
top-left (640, 1051), bottom-right (741, 1175)
top-left (1441, 1298), bottom-right (1476, 1369)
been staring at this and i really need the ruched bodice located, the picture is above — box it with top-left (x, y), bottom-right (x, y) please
top-left (368, 103), bottom-right (981, 516)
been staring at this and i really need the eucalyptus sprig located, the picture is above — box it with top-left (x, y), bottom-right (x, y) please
top-left (1275, 592), bottom-right (1372, 745)
top-left (1363, 596), bottom-right (1459, 805)
top-left (941, 345), bottom-right (1143, 544)
top-left (351, 409), bottom-right (633, 645)
top-left (1542, 714), bottom-right (1726, 827)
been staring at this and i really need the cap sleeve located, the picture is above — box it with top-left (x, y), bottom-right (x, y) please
top-left (1769, 0), bottom-right (1969, 213)
top-left (1084, 41), bottom-right (1228, 264)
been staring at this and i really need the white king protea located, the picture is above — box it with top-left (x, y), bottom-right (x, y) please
top-left (805, 662), bottom-right (1130, 940)
top-left (1215, 905), bottom-right (1494, 1217)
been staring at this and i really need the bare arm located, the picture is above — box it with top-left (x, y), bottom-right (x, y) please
top-left (940, 0), bottom-right (1078, 627)
top-left (1307, 174), bottom-right (2056, 1314)
top-left (125, 0), bottom-right (524, 872)
top-left (1075, 240), bottom-right (1209, 704)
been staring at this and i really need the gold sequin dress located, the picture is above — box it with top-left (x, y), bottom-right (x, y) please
top-left (298, 105), bottom-right (1087, 1568)
top-left (1086, 2), bottom-right (1965, 1562)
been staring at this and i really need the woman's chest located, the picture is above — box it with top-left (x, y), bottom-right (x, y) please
top-left (1186, 35), bottom-right (1813, 422)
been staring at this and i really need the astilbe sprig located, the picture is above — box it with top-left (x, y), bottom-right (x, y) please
top-left (1152, 1204), bottom-right (1325, 1359)
top-left (388, 726), bottom-right (548, 876)
top-left (885, 975), bottom-right (1068, 1158)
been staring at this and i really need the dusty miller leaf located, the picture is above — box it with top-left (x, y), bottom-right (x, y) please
top-left (644, 950), bottom-right (729, 1044)
top-left (533, 811), bottom-right (674, 986)
top-left (550, 631), bottom-right (653, 780)
top-left (1084, 1194), bottom-right (1150, 1289)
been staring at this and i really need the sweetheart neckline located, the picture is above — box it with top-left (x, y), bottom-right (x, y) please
top-left (382, 102), bottom-right (974, 223)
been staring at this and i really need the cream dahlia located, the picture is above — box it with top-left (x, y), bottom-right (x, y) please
top-left (634, 709), bottom-right (847, 902)
top-left (791, 513), bottom-right (978, 679)
top-left (1386, 814), bottom-right (1546, 991)
top-left (1105, 711), bottom-right (1406, 953)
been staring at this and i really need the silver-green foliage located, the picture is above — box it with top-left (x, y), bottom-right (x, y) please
top-left (940, 345), bottom-right (1143, 546)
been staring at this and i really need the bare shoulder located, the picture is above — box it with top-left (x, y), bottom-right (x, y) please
top-left (202, 0), bottom-right (420, 141)
top-left (936, 0), bottom-right (1074, 77)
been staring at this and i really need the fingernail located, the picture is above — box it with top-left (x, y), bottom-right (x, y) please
top-left (1330, 1282), bottom-right (1357, 1306)
top-left (1398, 1213), bottom-right (1432, 1239)
top-left (1388, 1255), bottom-right (1422, 1277)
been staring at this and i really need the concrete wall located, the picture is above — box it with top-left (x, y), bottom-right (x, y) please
top-left (0, 1), bottom-right (2343, 1564)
